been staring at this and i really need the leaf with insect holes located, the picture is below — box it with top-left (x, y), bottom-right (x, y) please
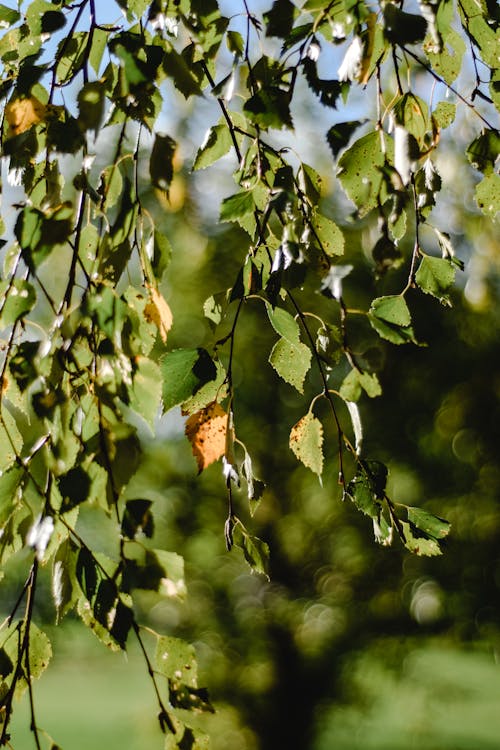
top-left (144, 286), bottom-right (173, 343)
top-left (185, 402), bottom-right (229, 473)
top-left (269, 338), bottom-right (312, 393)
top-left (289, 412), bottom-right (324, 477)
top-left (400, 521), bottom-right (443, 556)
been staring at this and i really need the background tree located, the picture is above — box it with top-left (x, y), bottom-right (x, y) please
top-left (0, 1), bottom-right (498, 749)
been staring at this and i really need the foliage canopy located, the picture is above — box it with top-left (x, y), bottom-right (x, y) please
top-left (0, 0), bottom-right (498, 747)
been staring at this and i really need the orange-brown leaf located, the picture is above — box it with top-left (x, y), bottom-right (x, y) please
top-left (185, 402), bottom-right (228, 473)
top-left (5, 96), bottom-right (47, 137)
top-left (144, 286), bottom-right (173, 343)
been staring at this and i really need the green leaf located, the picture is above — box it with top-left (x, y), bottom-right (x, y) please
top-left (432, 101), bottom-right (456, 129)
top-left (369, 295), bottom-right (417, 344)
top-left (269, 337), bottom-right (312, 393)
top-left (89, 27), bottom-right (108, 74)
top-left (340, 369), bottom-right (382, 401)
top-left (219, 190), bottom-right (255, 223)
top-left (181, 360), bottom-right (227, 415)
top-left (99, 164), bottom-right (123, 211)
top-left (76, 547), bottom-right (98, 602)
top-left (316, 323), bottom-right (343, 366)
top-left (311, 214), bottom-right (344, 256)
top-left (466, 130), bottom-right (500, 175)
top-left (415, 255), bottom-right (456, 305)
top-left (458, 0), bottom-right (498, 66)
top-left (0, 408), bottom-right (23, 473)
top-left (345, 475), bottom-right (380, 518)
top-left (337, 131), bottom-right (394, 216)
top-left (161, 348), bottom-right (217, 411)
top-left (241, 447), bottom-right (265, 515)
top-left (77, 81), bottom-right (105, 132)
top-left (425, 28), bottom-right (466, 85)
top-left (203, 291), bottom-right (230, 328)
top-left (128, 356), bottom-right (162, 427)
top-left (53, 539), bottom-right (78, 623)
top-left (163, 47), bottom-right (203, 98)
top-left (0, 279), bottom-right (36, 326)
top-left (474, 173), bottom-right (500, 218)
top-left (400, 521), bottom-right (443, 556)
top-left (243, 87), bottom-right (292, 130)
top-left (370, 295), bottom-right (411, 326)
top-left (154, 550), bottom-right (186, 599)
top-left (266, 303), bottom-right (300, 343)
top-left (298, 163), bottom-right (323, 205)
top-left (27, 623), bottom-right (52, 681)
top-left (0, 4), bottom-right (20, 26)
top-left (226, 30), bottom-right (244, 56)
top-left (56, 31), bottom-right (88, 84)
top-left (393, 93), bottom-right (430, 146)
top-left (150, 230), bottom-right (172, 282)
top-left (234, 526), bottom-right (270, 579)
top-left (289, 412), bottom-right (324, 477)
top-left (150, 133), bottom-right (177, 194)
top-left (156, 636), bottom-right (197, 686)
top-left (407, 507), bottom-right (451, 539)
top-left (193, 122), bottom-right (233, 170)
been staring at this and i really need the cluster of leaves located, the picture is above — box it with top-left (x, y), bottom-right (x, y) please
top-left (0, 0), bottom-right (497, 747)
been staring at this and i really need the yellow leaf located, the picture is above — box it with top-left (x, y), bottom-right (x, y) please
top-left (185, 402), bottom-right (228, 473)
top-left (5, 96), bottom-right (47, 137)
top-left (144, 286), bottom-right (173, 343)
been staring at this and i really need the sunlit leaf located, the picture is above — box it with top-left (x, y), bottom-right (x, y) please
top-left (5, 96), bottom-right (46, 136)
top-left (234, 525), bottom-right (270, 579)
top-left (266, 303), bottom-right (300, 343)
top-left (311, 214), bottom-right (344, 256)
top-left (415, 255), bottom-right (456, 305)
top-left (425, 28), bottom-right (466, 85)
top-left (289, 412), bottom-right (324, 477)
top-left (269, 337), bottom-right (312, 393)
top-left (161, 348), bottom-right (217, 411)
top-left (474, 173), bottom-right (500, 218)
top-left (144, 287), bottom-right (173, 343)
top-left (0, 279), bottom-right (36, 326)
top-left (345, 474), bottom-right (380, 518)
top-left (407, 506), bottom-right (451, 539)
top-left (185, 401), bottom-right (228, 473)
top-left (400, 521), bottom-right (443, 556)
top-left (337, 131), bottom-right (394, 216)
top-left (156, 636), bottom-right (198, 686)
top-left (193, 122), bottom-right (233, 170)
top-left (340, 368), bottom-right (382, 401)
